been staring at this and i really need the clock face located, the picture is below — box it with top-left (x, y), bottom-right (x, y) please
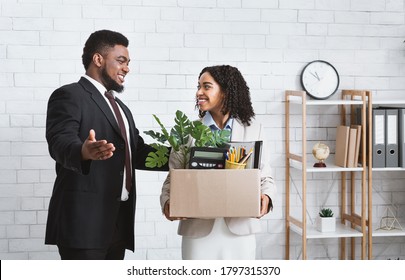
top-left (301, 60), bottom-right (339, 100)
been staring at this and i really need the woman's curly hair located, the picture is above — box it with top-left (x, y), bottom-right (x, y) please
top-left (197, 65), bottom-right (255, 126)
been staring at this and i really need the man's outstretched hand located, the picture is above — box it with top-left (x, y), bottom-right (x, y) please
top-left (81, 129), bottom-right (116, 161)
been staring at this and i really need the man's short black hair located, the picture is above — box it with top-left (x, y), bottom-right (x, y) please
top-left (82, 30), bottom-right (129, 70)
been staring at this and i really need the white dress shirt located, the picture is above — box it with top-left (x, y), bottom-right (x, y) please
top-left (83, 75), bottom-right (132, 201)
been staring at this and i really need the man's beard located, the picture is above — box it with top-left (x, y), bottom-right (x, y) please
top-left (101, 67), bottom-right (124, 93)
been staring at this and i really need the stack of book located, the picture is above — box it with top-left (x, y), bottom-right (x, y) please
top-left (335, 125), bottom-right (362, 168)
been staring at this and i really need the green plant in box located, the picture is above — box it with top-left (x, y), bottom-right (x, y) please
top-left (144, 110), bottom-right (230, 169)
top-left (319, 208), bottom-right (334, 218)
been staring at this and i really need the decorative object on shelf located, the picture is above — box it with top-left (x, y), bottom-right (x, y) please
top-left (300, 60), bottom-right (340, 100)
top-left (316, 208), bottom-right (336, 232)
top-left (376, 207), bottom-right (403, 231)
top-left (312, 142), bottom-right (330, 167)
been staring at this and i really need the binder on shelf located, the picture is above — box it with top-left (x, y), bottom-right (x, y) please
top-left (350, 124), bottom-right (362, 167)
top-left (346, 127), bottom-right (357, 168)
top-left (385, 109), bottom-right (399, 167)
top-left (372, 108), bottom-right (386, 168)
top-left (399, 108), bottom-right (405, 168)
top-left (335, 125), bottom-right (350, 167)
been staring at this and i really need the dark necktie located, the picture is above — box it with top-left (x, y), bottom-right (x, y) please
top-left (105, 91), bottom-right (132, 192)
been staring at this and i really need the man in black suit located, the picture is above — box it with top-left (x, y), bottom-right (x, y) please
top-left (45, 30), bottom-right (166, 259)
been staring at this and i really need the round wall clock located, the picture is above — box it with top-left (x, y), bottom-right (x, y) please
top-left (300, 60), bottom-right (340, 100)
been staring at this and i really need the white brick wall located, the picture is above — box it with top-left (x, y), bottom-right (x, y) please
top-left (1, 0), bottom-right (404, 260)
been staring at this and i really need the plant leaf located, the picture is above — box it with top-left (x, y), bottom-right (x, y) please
top-left (190, 121), bottom-right (212, 147)
top-left (153, 114), bottom-right (170, 140)
top-left (143, 130), bottom-right (168, 143)
top-left (208, 129), bottom-right (231, 147)
top-left (167, 135), bottom-right (179, 151)
top-left (145, 145), bottom-right (169, 168)
top-left (319, 208), bottom-right (333, 217)
top-left (172, 110), bottom-right (192, 146)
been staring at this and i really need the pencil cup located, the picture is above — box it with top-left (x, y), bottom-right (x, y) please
top-left (225, 160), bottom-right (246, 169)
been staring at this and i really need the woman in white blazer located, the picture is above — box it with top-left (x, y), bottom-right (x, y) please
top-left (160, 65), bottom-right (276, 260)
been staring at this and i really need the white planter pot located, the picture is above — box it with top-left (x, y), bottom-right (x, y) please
top-left (316, 216), bottom-right (336, 232)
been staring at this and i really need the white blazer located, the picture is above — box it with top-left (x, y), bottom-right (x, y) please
top-left (160, 117), bottom-right (277, 238)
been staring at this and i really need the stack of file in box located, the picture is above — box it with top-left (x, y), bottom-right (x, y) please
top-left (335, 125), bottom-right (362, 168)
top-left (372, 107), bottom-right (405, 168)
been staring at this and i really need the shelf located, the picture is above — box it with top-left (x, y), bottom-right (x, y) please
top-left (372, 99), bottom-right (405, 106)
top-left (369, 101), bottom-right (405, 239)
top-left (288, 96), bottom-right (364, 106)
top-left (290, 223), bottom-right (363, 239)
top-left (372, 218), bottom-right (405, 237)
top-left (290, 159), bottom-right (405, 172)
top-left (285, 89), bottom-right (370, 260)
top-left (372, 167), bottom-right (405, 172)
top-left (286, 89), bottom-right (405, 260)
top-left (372, 228), bottom-right (405, 237)
top-left (289, 155), bottom-right (364, 172)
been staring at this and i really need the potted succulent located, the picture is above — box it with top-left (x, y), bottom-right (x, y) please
top-left (316, 208), bottom-right (336, 232)
top-left (143, 110), bottom-right (230, 169)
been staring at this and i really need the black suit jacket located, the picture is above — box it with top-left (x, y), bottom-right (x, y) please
top-left (45, 77), bottom-right (162, 251)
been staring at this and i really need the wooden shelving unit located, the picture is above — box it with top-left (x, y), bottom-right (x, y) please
top-left (285, 89), bottom-right (372, 260)
top-left (370, 99), bottom-right (405, 243)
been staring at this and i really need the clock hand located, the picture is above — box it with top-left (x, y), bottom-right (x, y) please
top-left (315, 71), bottom-right (320, 80)
top-left (310, 72), bottom-right (320, 81)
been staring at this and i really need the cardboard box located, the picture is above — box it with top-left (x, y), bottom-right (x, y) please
top-left (170, 169), bottom-right (261, 218)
